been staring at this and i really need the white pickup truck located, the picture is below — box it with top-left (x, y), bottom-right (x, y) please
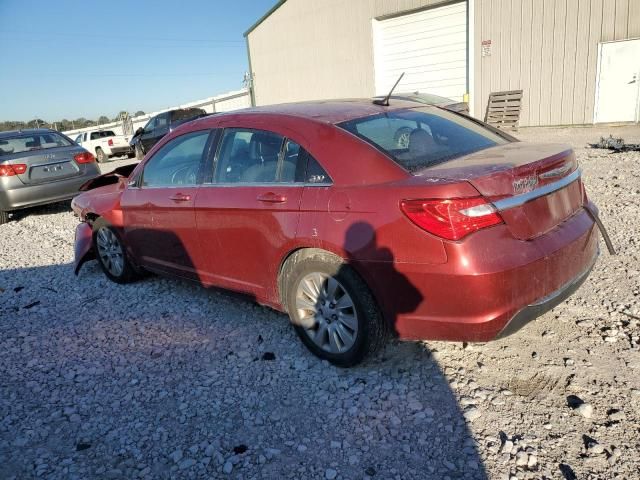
top-left (74, 130), bottom-right (134, 163)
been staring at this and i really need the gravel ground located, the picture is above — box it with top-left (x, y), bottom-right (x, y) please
top-left (1, 126), bottom-right (639, 480)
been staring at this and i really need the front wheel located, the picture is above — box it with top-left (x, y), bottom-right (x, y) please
top-left (285, 252), bottom-right (387, 367)
top-left (93, 220), bottom-right (138, 283)
top-left (0, 210), bottom-right (9, 225)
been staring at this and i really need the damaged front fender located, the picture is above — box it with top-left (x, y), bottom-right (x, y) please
top-left (74, 222), bottom-right (95, 275)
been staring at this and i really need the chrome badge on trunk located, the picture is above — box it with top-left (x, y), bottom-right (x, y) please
top-left (513, 175), bottom-right (539, 194)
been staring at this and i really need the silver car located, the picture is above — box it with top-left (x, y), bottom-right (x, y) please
top-left (0, 129), bottom-right (101, 224)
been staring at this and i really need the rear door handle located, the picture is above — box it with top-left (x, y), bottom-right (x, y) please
top-left (169, 193), bottom-right (191, 202)
top-left (257, 192), bottom-right (287, 203)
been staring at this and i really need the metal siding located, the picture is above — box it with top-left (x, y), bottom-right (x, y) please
top-left (601, 0), bottom-right (616, 41)
top-left (528, 0), bottom-right (545, 126)
top-left (247, 0), bottom-right (453, 106)
top-left (472, 0), bottom-right (638, 126)
top-left (561, 0), bottom-right (579, 125)
top-left (614, 0), bottom-right (629, 38)
top-left (584, 0), bottom-right (605, 123)
top-left (572, 0), bottom-right (592, 124)
top-left (538, 0), bottom-right (556, 126)
top-left (509, 1), bottom-right (522, 91)
top-left (630, 0), bottom-right (640, 37)
top-left (247, 0), bottom-right (640, 125)
top-left (519, 0), bottom-right (533, 126)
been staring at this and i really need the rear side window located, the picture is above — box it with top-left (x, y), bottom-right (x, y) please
top-left (213, 129), bottom-right (331, 185)
top-left (338, 107), bottom-right (508, 173)
top-left (89, 131), bottom-right (116, 140)
top-left (215, 129), bottom-right (284, 183)
top-left (0, 132), bottom-right (72, 156)
top-left (142, 131), bottom-right (210, 187)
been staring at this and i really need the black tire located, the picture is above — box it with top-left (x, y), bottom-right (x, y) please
top-left (95, 148), bottom-right (107, 163)
top-left (135, 144), bottom-right (144, 161)
top-left (92, 218), bottom-right (138, 284)
top-left (0, 210), bottom-right (9, 225)
top-left (127, 151), bottom-right (136, 159)
top-left (284, 250), bottom-right (388, 367)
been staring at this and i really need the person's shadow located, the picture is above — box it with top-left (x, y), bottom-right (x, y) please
top-left (342, 221), bottom-right (424, 336)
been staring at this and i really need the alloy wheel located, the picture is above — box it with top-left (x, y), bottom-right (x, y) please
top-left (96, 227), bottom-right (124, 277)
top-left (295, 272), bottom-right (358, 353)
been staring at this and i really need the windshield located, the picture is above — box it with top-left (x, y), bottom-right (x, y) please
top-left (90, 131), bottom-right (116, 140)
top-left (0, 132), bottom-right (73, 156)
top-left (338, 107), bottom-right (509, 173)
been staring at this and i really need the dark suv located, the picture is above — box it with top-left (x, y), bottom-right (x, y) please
top-left (129, 108), bottom-right (207, 160)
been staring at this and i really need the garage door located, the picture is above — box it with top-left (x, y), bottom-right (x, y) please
top-left (373, 2), bottom-right (468, 101)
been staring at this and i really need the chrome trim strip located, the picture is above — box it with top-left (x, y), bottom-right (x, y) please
top-left (135, 182), bottom-right (332, 190)
top-left (493, 168), bottom-right (581, 212)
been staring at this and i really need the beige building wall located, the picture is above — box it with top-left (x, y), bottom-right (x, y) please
top-left (247, 0), bottom-right (452, 106)
top-left (474, 0), bottom-right (640, 126)
top-left (247, 0), bottom-right (640, 126)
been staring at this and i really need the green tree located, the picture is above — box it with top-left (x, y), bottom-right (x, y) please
top-left (134, 110), bottom-right (145, 117)
top-left (97, 116), bottom-right (110, 125)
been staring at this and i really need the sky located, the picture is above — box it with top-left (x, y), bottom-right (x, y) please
top-left (0, 0), bottom-right (276, 121)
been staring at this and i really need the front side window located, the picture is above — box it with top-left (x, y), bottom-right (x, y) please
top-left (156, 114), bottom-right (168, 129)
top-left (74, 134), bottom-right (82, 143)
top-left (0, 132), bottom-right (73, 156)
top-left (144, 117), bottom-right (156, 132)
top-left (141, 131), bottom-right (210, 187)
top-left (338, 107), bottom-right (508, 173)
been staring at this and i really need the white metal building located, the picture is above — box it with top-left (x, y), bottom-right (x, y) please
top-left (245, 0), bottom-right (640, 126)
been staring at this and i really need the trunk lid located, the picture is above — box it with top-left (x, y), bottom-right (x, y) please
top-left (417, 143), bottom-right (584, 239)
top-left (10, 145), bottom-right (89, 185)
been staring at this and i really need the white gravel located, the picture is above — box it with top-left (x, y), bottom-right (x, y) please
top-left (1, 126), bottom-right (639, 479)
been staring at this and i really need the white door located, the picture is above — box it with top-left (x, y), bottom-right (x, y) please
top-left (373, 2), bottom-right (467, 101)
top-left (594, 39), bottom-right (640, 123)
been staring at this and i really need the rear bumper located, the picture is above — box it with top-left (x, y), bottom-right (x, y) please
top-left (495, 252), bottom-right (597, 338)
top-left (0, 166), bottom-right (101, 211)
top-left (108, 146), bottom-right (133, 156)
top-left (368, 207), bottom-right (599, 342)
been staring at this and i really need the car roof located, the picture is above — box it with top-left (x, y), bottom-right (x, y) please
top-left (0, 128), bottom-right (56, 138)
top-left (221, 98), bottom-right (431, 124)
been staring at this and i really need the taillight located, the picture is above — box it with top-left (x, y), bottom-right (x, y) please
top-left (0, 163), bottom-right (27, 176)
top-left (400, 197), bottom-right (503, 241)
top-left (74, 152), bottom-right (95, 164)
top-left (108, 139), bottom-right (114, 146)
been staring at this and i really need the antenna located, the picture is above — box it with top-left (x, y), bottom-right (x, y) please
top-left (373, 72), bottom-right (405, 106)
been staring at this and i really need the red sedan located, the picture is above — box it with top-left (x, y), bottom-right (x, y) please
top-left (72, 100), bottom-right (604, 366)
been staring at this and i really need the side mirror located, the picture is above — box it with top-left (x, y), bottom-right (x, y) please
top-left (135, 127), bottom-right (144, 136)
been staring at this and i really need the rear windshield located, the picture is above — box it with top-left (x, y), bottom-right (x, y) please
top-left (171, 109), bottom-right (205, 122)
top-left (0, 132), bottom-right (73, 156)
top-left (338, 107), bottom-right (509, 173)
top-left (90, 130), bottom-right (116, 140)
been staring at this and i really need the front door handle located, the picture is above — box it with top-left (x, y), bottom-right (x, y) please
top-left (257, 192), bottom-right (287, 203)
top-left (169, 193), bottom-right (191, 202)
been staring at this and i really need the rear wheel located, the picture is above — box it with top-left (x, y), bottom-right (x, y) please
top-left (95, 148), bottom-right (107, 163)
top-left (93, 219), bottom-right (137, 283)
top-left (284, 251), bottom-right (387, 367)
top-left (127, 151), bottom-right (136, 159)
top-left (135, 144), bottom-right (144, 161)
top-left (0, 210), bottom-right (9, 225)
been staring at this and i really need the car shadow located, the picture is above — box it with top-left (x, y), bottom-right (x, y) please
top-left (0, 221), bottom-right (489, 479)
top-left (7, 200), bottom-right (73, 222)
